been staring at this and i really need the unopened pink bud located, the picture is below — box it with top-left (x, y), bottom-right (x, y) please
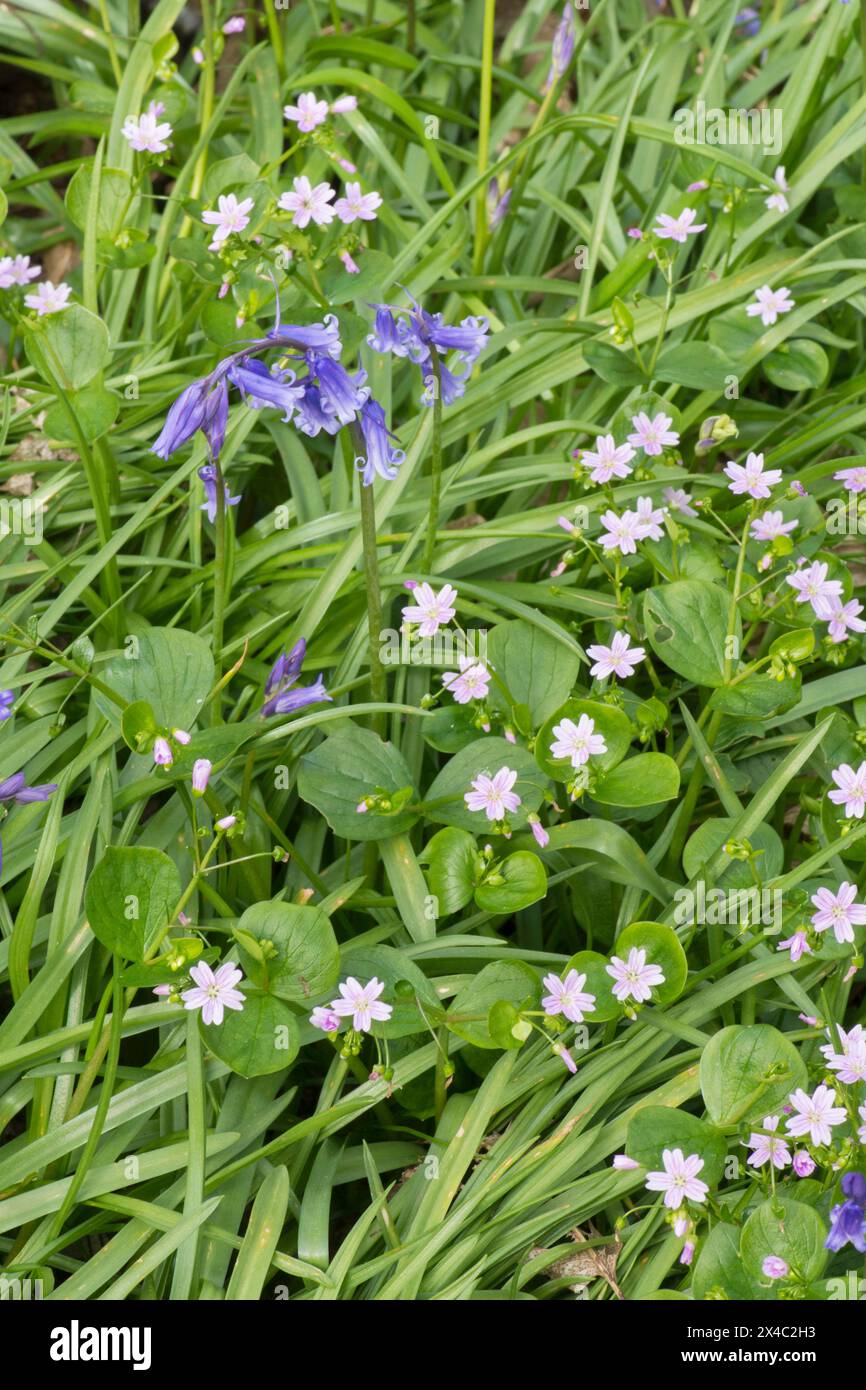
top-left (192, 758), bottom-right (212, 795)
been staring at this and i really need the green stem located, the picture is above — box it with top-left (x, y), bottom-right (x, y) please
top-left (211, 459), bottom-right (228, 724)
top-left (422, 351), bottom-right (444, 573)
top-left (359, 481), bottom-right (388, 737)
top-left (473, 0), bottom-right (496, 273)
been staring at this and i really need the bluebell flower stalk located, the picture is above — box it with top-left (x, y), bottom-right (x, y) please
top-left (261, 639), bottom-right (331, 717)
top-left (367, 295), bottom-right (488, 406)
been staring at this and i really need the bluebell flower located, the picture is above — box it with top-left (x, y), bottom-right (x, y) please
top-left (367, 297), bottom-right (488, 406)
top-left (309, 355), bottom-right (369, 426)
top-left (261, 638), bottom-right (331, 718)
top-left (0, 690), bottom-right (13, 721)
top-left (198, 464), bottom-right (242, 524)
top-left (544, 3), bottom-right (576, 91)
top-left (228, 357), bottom-right (304, 422)
top-left (735, 7), bottom-right (761, 36)
top-left (487, 179), bottom-right (512, 231)
top-left (355, 399), bottom-right (406, 485)
top-left (152, 361), bottom-right (232, 460)
top-left (826, 1199), bottom-right (866, 1253)
top-left (294, 382), bottom-right (343, 438)
top-left (0, 772), bottom-right (57, 875)
top-left (267, 310), bottom-right (343, 359)
top-left (841, 1170), bottom-right (866, 1205)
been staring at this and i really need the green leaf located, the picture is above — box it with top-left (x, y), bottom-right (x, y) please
top-left (486, 619), bottom-right (581, 725)
top-left (583, 339), bottom-right (644, 387)
top-left (93, 626), bottom-right (214, 729)
top-left (85, 846), bottom-right (181, 961)
top-left (699, 1024), bottom-right (808, 1128)
top-left (692, 1223), bottom-right (770, 1301)
top-left (423, 737), bottom-right (546, 831)
top-left (682, 817), bottom-right (784, 889)
top-left (233, 900), bottom-right (340, 1003)
top-left (763, 339), bottom-right (829, 392)
top-left (536, 698), bottom-right (633, 781)
top-left (66, 163), bottom-right (131, 238)
top-left (625, 1105), bottom-right (727, 1187)
top-left (424, 826), bottom-right (479, 916)
top-left (643, 581), bottom-right (737, 688)
top-left (593, 752), bottom-right (680, 807)
top-left (561, 948), bottom-right (621, 1021)
top-left (474, 851), bottom-right (547, 914)
top-left (43, 386), bottom-right (119, 443)
top-left (709, 668), bottom-right (801, 718)
top-left (205, 991), bottom-right (299, 1078)
top-left (740, 1196), bottom-right (827, 1284)
top-left (446, 961), bottom-right (540, 1048)
top-left (487, 999), bottom-right (529, 1050)
top-left (613, 921), bottom-right (688, 1005)
top-left (335, 944), bottom-right (441, 1039)
top-left (298, 728), bottom-right (418, 840)
top-left (28, 306), bottom-right (111, 391)
top-left (656, 342), bottom-right (734, 390)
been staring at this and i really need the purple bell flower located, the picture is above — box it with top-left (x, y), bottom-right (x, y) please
top-left (826, 1199), bottom-right (866, 1253)
top-left (355, 399), bottom-right (406, 485)
top-left (841, 1170), bottom-right (866, 1205)
top-left (0, 690), bottom-right (14, 721)
top-left (0, 773), bottom-right (57, 875)
top-left (367, 296), bottom-right (488, 406)
top-left (294, 381), bottom-right (342, 438)
top-left (228, 357), bottom-right (304, 422)
top-left (544, 4), bottom-right (576, 91)
top-left (198, 464), bottom-right (242, 524)
top-left (261, 638), bottom-right (331, 718)
top-left (309, 355), bottom-right (368, 426)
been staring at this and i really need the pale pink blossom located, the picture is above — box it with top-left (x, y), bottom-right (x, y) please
top-left (309, 1005), bottom-right (340, 1032)
top-left (528, 814), bottom-right (549, 848)
top-left (762, 1255), bottom-right (789, 1280)
top-left (786, 560), bottom-right (843, 619)
top-left (550, 713), bottom-right (607, 767)
top-left (785, 1084), bottom-right (847, 1146)
top-left (724, 451), bottom-right (782, 500)
top-left (829, 761), bottom-right (866, 819)
top-left (634, 495), bottom-right (666, 541)
top-left (587, 630), bottom-right (646, 680)
top-left (645, 1148), bottom-right (708, 1208)
top-left (652, 208), bottom-right (707, 243)
top-left (810, 881), bottom-right (866, 944)
top-left (283, 91), bottom-right (329, 131)
top-left (606, 946), bottom-right (665, 1003)
top-left (202, 193), bottom-right (254, 247)
top-left (746, 1115), bottom-right (791, 1170)
top-left (612, 1154), bottom-right (640, 1170)
top-left (827, 597), bottom-right (866, 644)
top-left (599, 507), bottom-right (643, 555)
top-left (663, 486), bottom-right (697, 517)
top-left (777, 930), bottom-right (812, 962)
top-left (333, 182), bottom-right (382, 224)
top-left (581, 434), bottom-right (634, 484)
top-left (765, 166), bottom-right (789, 215)
top-left (825, 1043), bottom-right (866, 1085)
top-left (464, 767), bottom-right (521, 820)
top-left (627, 411), bottom-right (679, 457)
top-left (0, 254), bottom-right (40, 287)
top-left (442, 656), bottom-right (490, 704)
top-left (401, 581), bottom-right (457, 636)
top-left (122, 109), bottom-right (172, 153)
top-left (834, 465), bottom-right (866, 493)
top-left (541, 968), bottom-right (596, 1023)
top-left (746, 284), bottom-right (794, 327)
top-left (278, 176), bottom-right (336, 228)
top-left (24, 281), bottom-right (71, 315)
top-left (182, 960), bottom-right (245, 1025)
top-left (331, 976), bottom-right (392, 1032)
top-left (750, 510), bottom-right (798, 542)
top-left (153, 736), bottom-right (173, 766)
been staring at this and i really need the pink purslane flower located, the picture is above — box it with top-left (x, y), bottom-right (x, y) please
top-left (223, 14), bottom-right (246, 33)
top-left (606, 947), bottom-right (665, 1003)
top-left (554, 1042), bottom-right (577, 1074)
top-left (785, 1085), bottom-right (847, 1146)
top-left (680, 1241), bottom-right (696, 1266)
top-left (550, 713), bottom-right (607, 767)
top-left (746, 284), bottom-right (794, 327)
top-left (182, 960), bottom-right (245, 1025)
top-left (283, 91), bottom-right (329, 130)
top-left (464, 767), bottom-right (521, 820)
top-left (24, 281), bottom-right (71, 315)
top-left (810, 881), bottom-right (866, 944)
top-left (627, 411), bottom-right (679, 456)
top-left (829, 761), bottom-right (866, 819)
top-left (587, 630), bottom-right (646, 680)
top-left (191, 758), bottom-right (212, 794)
top-left (442, 656), bottom-right (490, 703)
top-left (331, 976), bottom-right (392, 1032)
top-left (777, 929), bottom-right (812, 963)
top-left (309, 1005), bottom-right (340, 1032)
top-left (122, 109), bottom-right (172, 153)
top-left (765, 166), bottom-right (789, 215)
top-left (663, 486), bottom-right (697, 517)
top-left (581, 434), bottom-right (635, 484)
top-left (634, 496), bottom-right (666, 541)
top-left (762, 1256), bottom-right (789, 1280)
top-left (0, 254), bottom-right (41, 287)
top-left (746, 1115), bottom-right (791, 1170)
top-left (825, 1044), bottom-right (866, 1085)
top-left (724, 452), bottom-right (782, 499)
top-left (153, 736), bottom-right (173, 766)
top-left (334, 182), bottom-right (382, 224)
top-left (645, 1149), bottom-right (709, 1208)
top-left (401, 581), bottom-right (457, 636)
top-left (786, 560), bottom-right (843, 619)
top-left (750, 510), bottom-right (798, 542)
top-left (652, 208), bottom-right (707, 243)
top-left (827, 597), bottom-right (866, 644)
top-left (599, 507), bottom-right (643, 555)
top-left (612, 1154), bottom-right (640, 1170)
top-left (541, 969), bottom-right (596, 1023)
top-left (278, 176), bottom-right (336, 228)
top-left (793, 1150), bottom-right (816, 1178)
top-left (202, 193), bottom-right (254, 248)
top-left (834, 464), bottom-right (866, 492)
top-left (528, 814), bottom-right (549, 848)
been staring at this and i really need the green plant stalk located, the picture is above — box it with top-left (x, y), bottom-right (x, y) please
top-left (210, 458), bottom-right (228, 724)
top-left (359, 481), bottom-right (388, 738)
top-left (421, 351), bottom-right (444, 574)
top-left (473, 0), bottom-right (497, 273)
top-left (169, 1013), bottom-right (206, 1298)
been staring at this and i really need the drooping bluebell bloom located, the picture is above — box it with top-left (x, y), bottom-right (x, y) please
top-left (294, 381), bottom-right (343, 438)
top-left (152, 360), bottom-right (233, 460)
top-left (228, 357), bottom-right (304, 422)
top-left (367, 296), bottom-right (488, 406)
top-left (198, 464), bottom-right (242, 524)
top-left (267, 310), bottom-right (343, 359)
top-left (261, 638), bottom-right (331, 718)
top-left (826, 1199), bottom-right (866, 1253)
top-left (0, 690), bottom-right (13, 721)
top-left (735, 6), bottom-right (761, 36)
top-left (0, 772), bottom-right (57, 875)
top-left (310, 355), bottom-right (369, 427)
top-left (842, 1170), bottom-right (866, 1205)
top-left (487, 179), bottom-right (512, 231)
top-left (544, 3), bottom-right (576, 91)
top-left (355, 399), bottom-right (406, 485)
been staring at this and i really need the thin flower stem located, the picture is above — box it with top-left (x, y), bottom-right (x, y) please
top-left (211, 459), bottom-right (228, 724)
top-left (359, 481), bottom-right (388, 737)
top-left (422, 350), bottom-right (444, 574)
